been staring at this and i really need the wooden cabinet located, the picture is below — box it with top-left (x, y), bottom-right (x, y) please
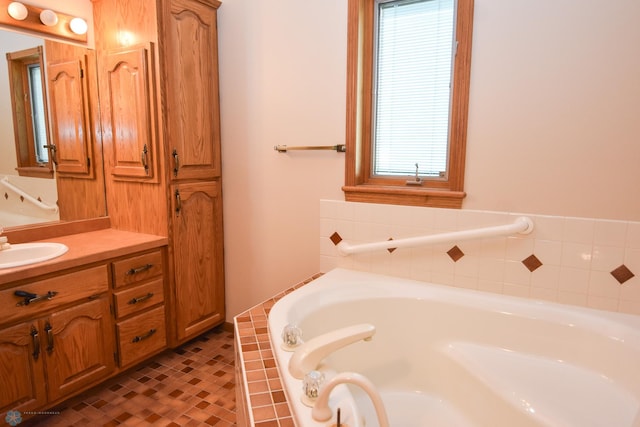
top-left (47, 57), bottom-right (94, 178)
top-left (111, 250), bottom-right (167, 367)
top-left (170, 182), bottom-right (225, 341)
top-left (0, 322), bottom-right (47, 414)
top-left (0, 266), bottom-right (114, 413)
top-left (94, 0), bottom-right (225, 346)
top-left (43, 298), bottom-right (114, 402)
top-left (161, 0), bottom-right (222, 181)
top-left (104, 44), bottom-right (159, 182)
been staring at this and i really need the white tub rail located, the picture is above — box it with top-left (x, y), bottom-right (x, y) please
top-left (336, 216), bottom-right (534, 256)
top-left (0, 176), bottom-right (59, 213)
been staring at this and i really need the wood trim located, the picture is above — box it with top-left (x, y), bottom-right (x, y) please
top-left (344, 0), bottom-right (474, 208)
top-left (343, 185), bottom-right (465, 208)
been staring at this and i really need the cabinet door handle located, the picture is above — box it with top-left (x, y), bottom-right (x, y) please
top-left (131, 328), bottom-right (156, 343)
top-left (126, 263), bottom-right (153, 276)
top-left (44, 322), bottom-right (54, 354)
top-left (30, 326), bottom-right (40, 361)
top-left (128, 292), bottom-right (154, 305)
top-left (15, 290), bottom-right (58, 306)
top-left (172, 149), bottom-right (179, 177)
top-left (175, 190), bottom-right (181, 215)
top-left (141, 144), bottom-right (149, 175)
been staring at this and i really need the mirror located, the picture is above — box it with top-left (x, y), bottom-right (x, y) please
top-left (0, 28), bottom-right (106, 229)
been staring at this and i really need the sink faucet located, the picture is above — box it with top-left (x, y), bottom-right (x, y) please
top-left (312, 371), bottom-right (390, 427)
top-left (288, 323), bottom-right (375, 379)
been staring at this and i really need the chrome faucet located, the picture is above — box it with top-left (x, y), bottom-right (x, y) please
top-left (288, 323), bottom-right (375, 379)
top-left (312, 371), bottom-right (390, 427)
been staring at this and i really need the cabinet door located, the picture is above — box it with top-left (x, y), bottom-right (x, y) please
top-left (0, 322), bottom-right (46, 413)
top-left (44, 297), bottom-right (115, 402)
top-left (170, 181), bottom-right (225, 341)
top-left (47, 57), bottom-right (94, 178)
top-left (105, 44), bottom-right (158, 182)
top-left (161, 0), bottom-right (222, 180)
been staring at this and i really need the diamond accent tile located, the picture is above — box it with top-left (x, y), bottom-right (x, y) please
top-left (387, 238), bottom-right (396, 253)
top-left (522, 254), bottom-right (543, 272)
top-left (447, 245), bottom-right (464, 262)
top-left (330, 232), bottom-right (342, 245)
top-left (611, 264), bottom-right (635, 285)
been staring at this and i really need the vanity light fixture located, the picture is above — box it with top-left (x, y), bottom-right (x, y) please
top-left (69, 17), bottom-right (87, 35)
top-left (7, 2), bottom-right (28, 20)
top-left (0, 0), bottom-right (88, 43)
top-left (39, 9), bottom-right (58, 26)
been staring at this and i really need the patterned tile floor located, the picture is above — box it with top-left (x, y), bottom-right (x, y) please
top-left (23, 326), bottom-right (236, 427)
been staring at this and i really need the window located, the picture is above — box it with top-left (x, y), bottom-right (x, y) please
top-left (6, 46), bottom-right (54, 178)
top-left (343, 0), bottom-right (474, 208)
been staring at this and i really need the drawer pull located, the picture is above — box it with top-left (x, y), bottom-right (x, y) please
top-left (44, 322), bottom-right (54, 354)
top-left (131, 328), bottom-right (156, 343)
top-left (128, 292), bottom-right (154, 305)
top-left (30, 326), bottom-right (40, 361)
top-left (126, 264), bottom-right (153, 276)
top-left (15, 290), bottom-right (58, 306)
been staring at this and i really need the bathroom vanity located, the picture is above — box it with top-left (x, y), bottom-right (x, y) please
top-left (0, 228), bottom-right (168, 415)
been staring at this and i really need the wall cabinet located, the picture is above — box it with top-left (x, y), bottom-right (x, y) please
top-left (47, 57), bottom-right (94, 178)
top-left (105, 44), bottom-right (159, 182)
top-left (161, 0), bottom-right (222, 181)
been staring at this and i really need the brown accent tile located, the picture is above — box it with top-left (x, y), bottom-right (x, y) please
top-left (271, 390), bottom-right (286, 403)
top-left (447, 245), bottom-right (465, 262)
top-left (612, 264), bottom-right (635, 284)
top-left (522, 254), bottom-right (543, 272)
top-left (330, 232), bottom-right (343, 245)
top-left (387, 238), bottom-right (397, 253)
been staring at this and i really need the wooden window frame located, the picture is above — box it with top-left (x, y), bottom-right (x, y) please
top-left (6, 46), bottom-right (54, 179)
top-left (343, 0), bottom-right (474, 208)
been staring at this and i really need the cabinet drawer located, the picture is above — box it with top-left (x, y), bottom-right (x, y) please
top-left (112, 250), bottom-right (163, 288)
top-left (113, 278), bottom-right (164, 319)
top-left (0, 265), bottom-right (109, 325)
top-left (116, 306), bottom-right (166, 367)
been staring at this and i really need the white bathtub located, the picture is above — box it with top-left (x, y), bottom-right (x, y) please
top-left (268, 268), bottom-right (640, 427)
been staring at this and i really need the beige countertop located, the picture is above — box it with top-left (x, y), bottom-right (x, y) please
top-left (0, 228), bottom-right (168, 286)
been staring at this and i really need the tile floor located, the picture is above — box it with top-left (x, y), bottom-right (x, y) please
top-left (23, 326), bottom-right (236, 427)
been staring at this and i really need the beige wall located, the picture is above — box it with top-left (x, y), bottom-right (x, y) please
top-left (218, 0), bottom-right (640, 319)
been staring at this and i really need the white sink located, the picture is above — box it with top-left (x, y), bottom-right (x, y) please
top-left (0, 243), bottom-right (69, 269)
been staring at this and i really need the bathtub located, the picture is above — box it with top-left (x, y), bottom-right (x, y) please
top-left (268, 268), bottom-right (640, 427)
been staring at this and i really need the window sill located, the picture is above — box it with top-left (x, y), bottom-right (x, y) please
top-left (16, 167), bottom-right (54, 179)
top-left (342, 185), bottom-right (465, 208)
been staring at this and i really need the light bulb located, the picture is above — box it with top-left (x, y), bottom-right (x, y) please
top-left (40, 9), bottom-right (58, 26)
top-left (7, 2), bottom-right (28, 21)
top-left (69, 17), bottom-right (88, 35)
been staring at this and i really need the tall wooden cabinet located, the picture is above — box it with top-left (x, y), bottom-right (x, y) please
top-left (94, 0), bottom-right (225, 346)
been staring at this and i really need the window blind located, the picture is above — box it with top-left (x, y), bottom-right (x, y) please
top-left (28, 64), bottom-right (49, 163)
top-left (373, 0), bottom-right (455, 178)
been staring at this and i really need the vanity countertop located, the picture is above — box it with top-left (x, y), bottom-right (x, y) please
top-left (0, 228), bottom-right (168, 286)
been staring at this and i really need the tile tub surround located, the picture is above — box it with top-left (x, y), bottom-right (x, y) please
top-left (234, 274), bottom-right (322, 427)
top-left (320, 200), bottom-right (640, 315)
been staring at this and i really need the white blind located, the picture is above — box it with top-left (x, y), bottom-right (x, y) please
top-left (373, 0), bottom-right (455, 177)
top-left (28, 64), bottom-right (49, 164)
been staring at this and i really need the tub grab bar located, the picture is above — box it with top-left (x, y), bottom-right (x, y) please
top-left (336, 216), bottom-right (534, 256)
top-left (0, 176), bottom-right (59, 213)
